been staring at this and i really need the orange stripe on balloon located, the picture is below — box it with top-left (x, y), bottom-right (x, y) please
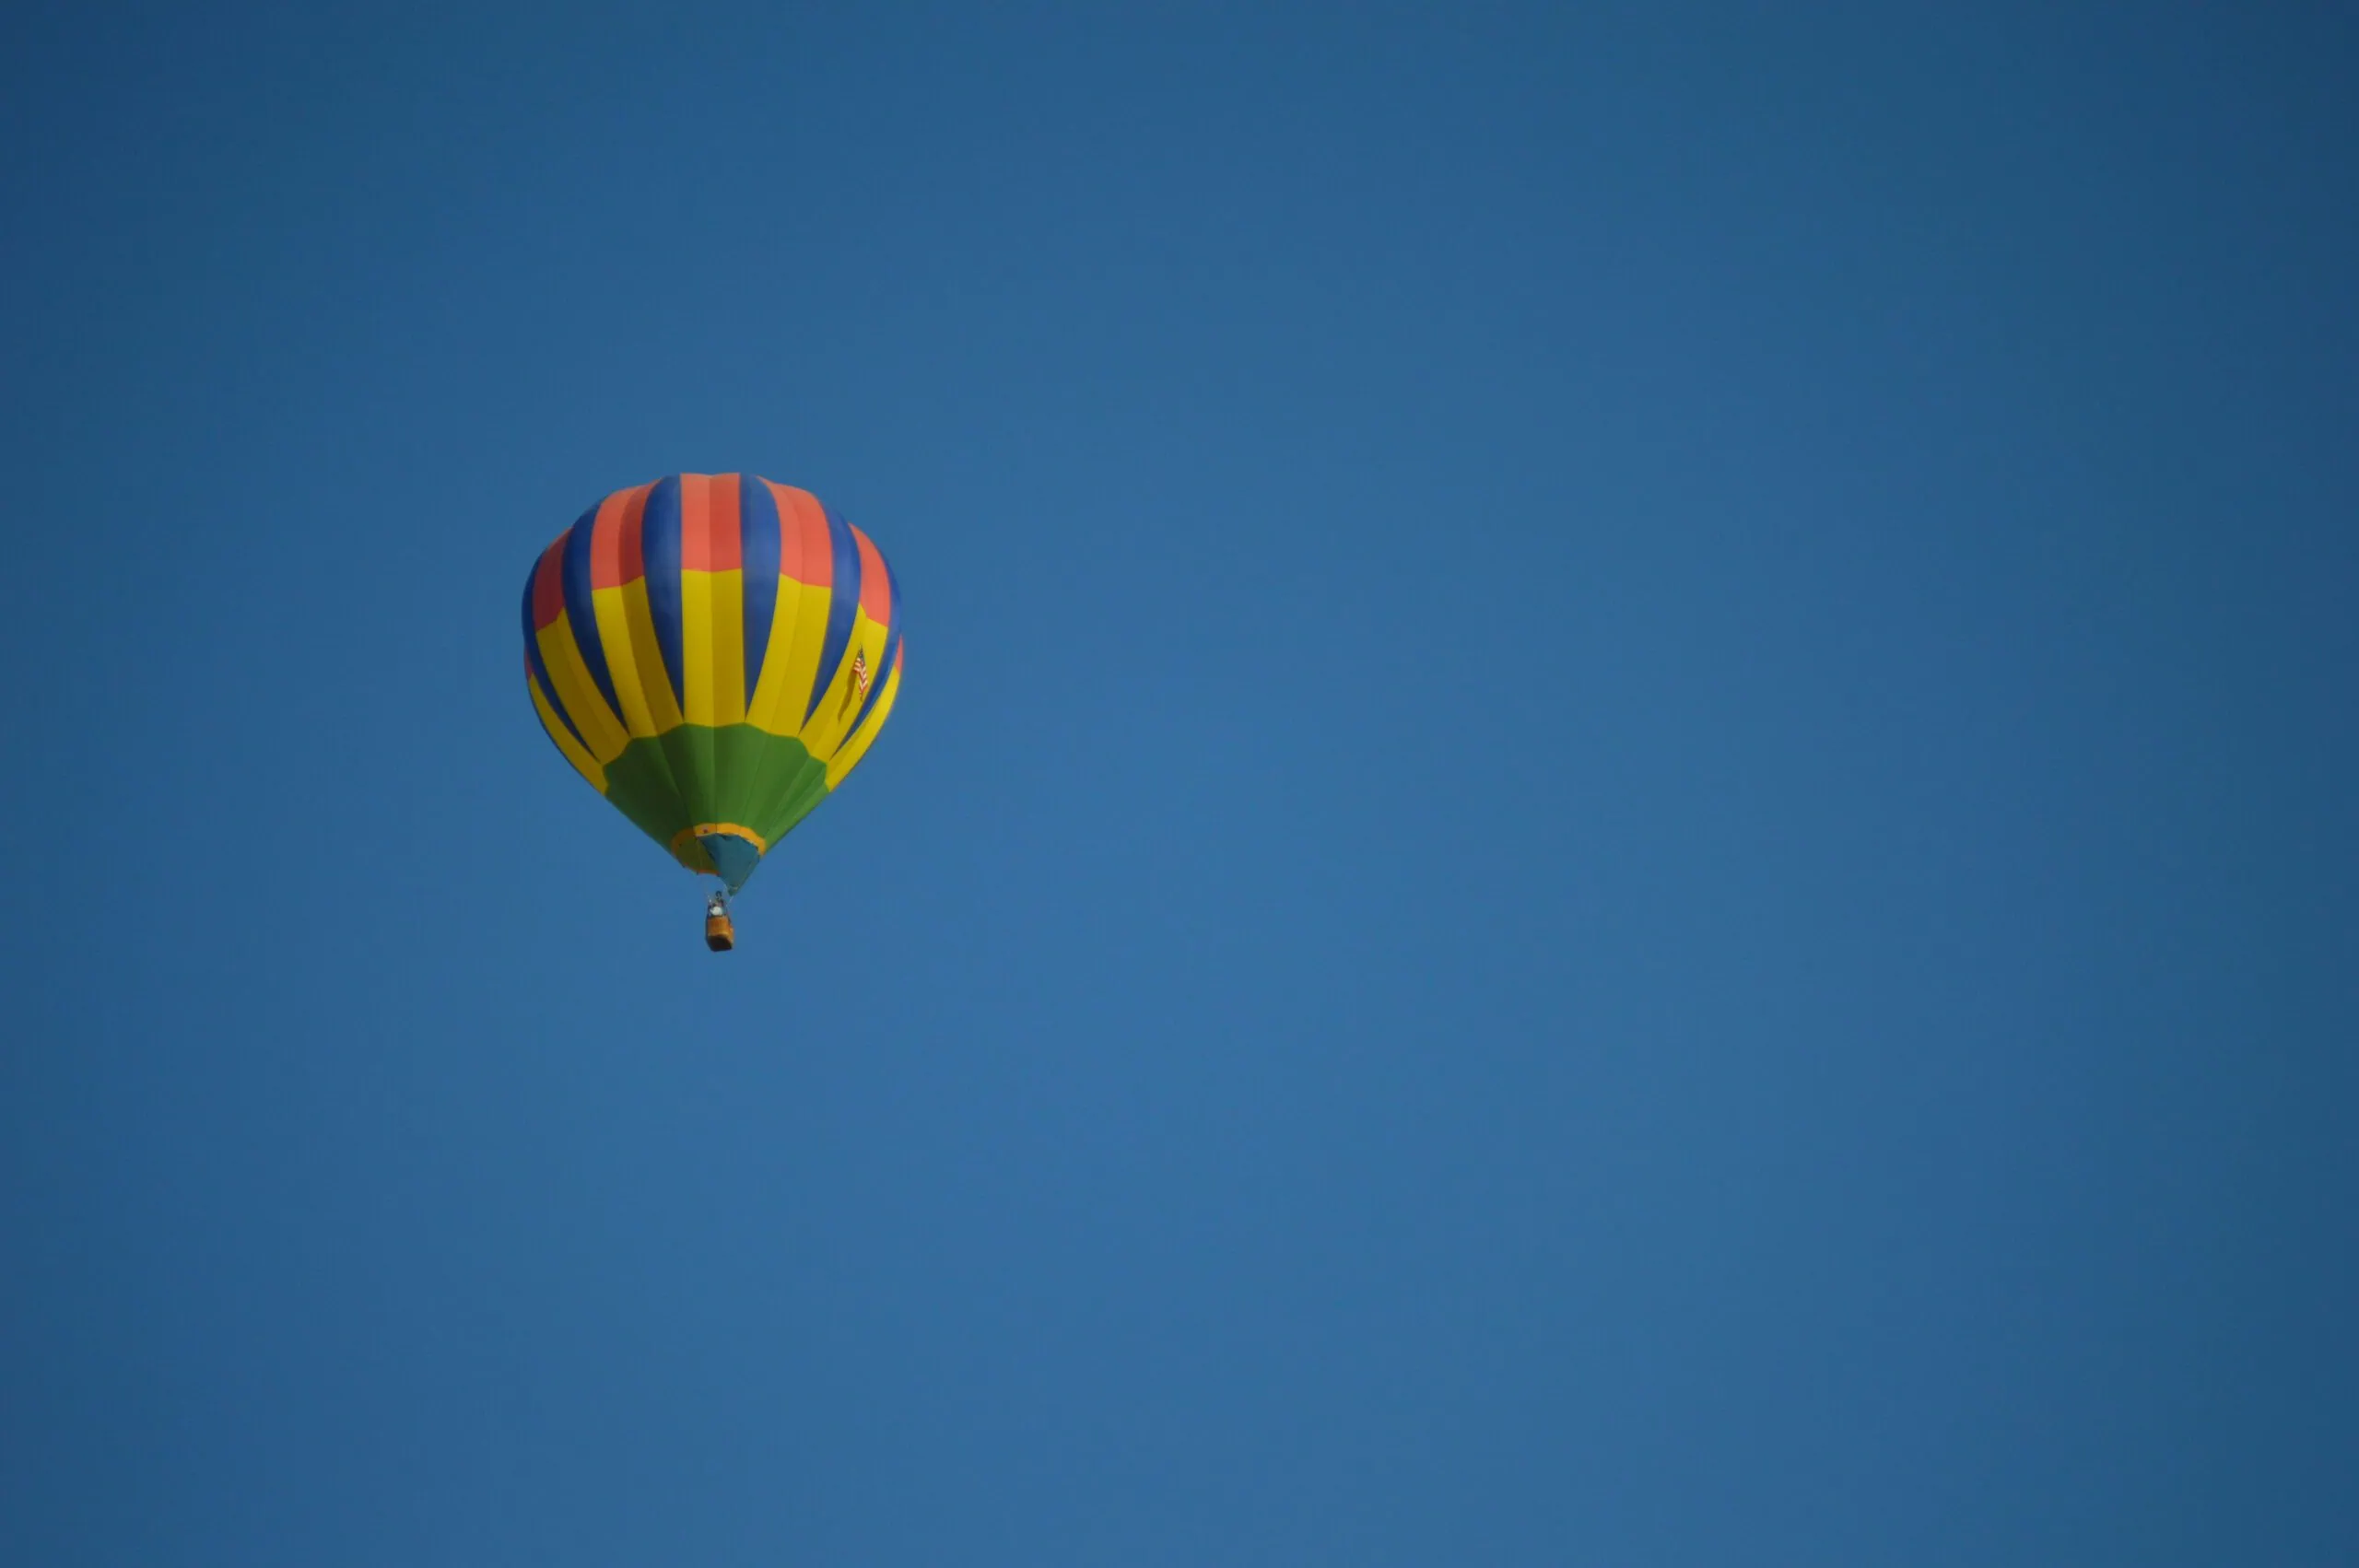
top-left (768, 482), bottom-right (833, 587)
top-left (710, 474), bottom-right (743, 568)
top-left (678, 474), bottom-right (710, 570)
top-left (591, 483), bottom-right (653, 589)
top-left (852, 526), bottom-right (892, 624)
top-left (679, 473), bottom-right (744, 571)
top-left (532, 537), bottom-right (567, 629)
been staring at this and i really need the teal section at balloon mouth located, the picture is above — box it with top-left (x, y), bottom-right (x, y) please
top-left (698, 832), bottom-right (763, 894)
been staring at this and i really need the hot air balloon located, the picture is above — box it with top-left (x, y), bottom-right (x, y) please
top-left (522, 474), bottom-right (903, 949)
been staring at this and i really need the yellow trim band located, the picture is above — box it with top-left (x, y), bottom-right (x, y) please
top-left (669, 821), bottom-right (769, 860)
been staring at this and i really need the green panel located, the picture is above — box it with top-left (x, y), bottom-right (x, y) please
top-left (628, 720), bottom-right (691, 838)
top-left (655, 720), bottom-right (712, 838)
top-left (765, 755), bottom-right (834, 843)
top-left (710, 723), bottom-right (809, 835)
top-left (742, 743), bottom-right (827, 848)
top-left (593, 724), bottom-right (835, 885)
top-left (598, 743), bottom-right (693, 848)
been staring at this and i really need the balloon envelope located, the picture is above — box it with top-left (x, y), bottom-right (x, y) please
top-left (522, 474), bottom-right (903, 892)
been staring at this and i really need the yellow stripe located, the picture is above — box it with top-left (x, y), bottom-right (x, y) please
top-left (528, 673), bottom-right (607, 791)
top-left (593, 584), bottom-right (660, 738)
top-left (535, 613), bottom-right (630, 763)
top-left (801, 613), bottom-right (890, 763)
top-left (679, 568), bottom-right (745, 726)
top-left (746, 579), bottom-right (833, 736)
top-left (826, 648), bottom-right (902, 789)
top-left (610, 577), bottom-right (685, 734)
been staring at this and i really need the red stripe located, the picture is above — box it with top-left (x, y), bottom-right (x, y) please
top-left (619, 483), bottom-right (651, 591)
top-left (679, 474), bottom-right (745, 571)
top-left (709, 474), bottom-right (743, 569)
top-left (678, 474), bottom-right (712, 569)
top-left (768, 482), bottom-right (833, 587)
top-left (762, 480), bottom-right (803, 592)
top-left (531, 537), bottom-right (567, 629)
top-left (851, 527), bottom-right (892, 624)
top-left (591, 484), bottom-right (652, 589)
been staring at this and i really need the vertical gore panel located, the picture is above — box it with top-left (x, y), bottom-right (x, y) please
top-left (590, 484), bottom-right (651, 588)
top-left (745, 483), bottom-right (834, 734)
top-left (560, 506), bottom-right (622, 720)
top-left (678, 475), bottom-right (718, 723)
top-left (534, 530), bottom-right (629, 757)
top-left (740, 476), bottom-right (780, 704)
top-left (612, 484), bottom-right (651, 586)
top-left (680, 474), bottom-right (742, 569)
top-left (775, 486), bottom-right (833, 589)
top-left (527, 664), bottom-right (606, 791)
top-left (591, 488), bottom-right (662, 738)
top-left (607, 484), bottom-right (684, 733)
top-left (839, 540), bottom-right (902, 748)
top-left (676, 474), bottom-right (746, 726)
top-left (641, 475), bottom-right (686, 707)
top-left (522, 571), bottom-right (585, 752)
top-left (535, 614), bottom-right (629, 762)
top-left (530, 539), bottom-right (567, 630)
top-left (827, 641), bottom-right (903, 788)
top-left (802, 503), bottom-right (863, 724)
top-left (851, 526), bottom-right (892, 626)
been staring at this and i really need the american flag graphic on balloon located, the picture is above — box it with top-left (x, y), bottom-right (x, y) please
top-left (839, 646), bottom-right (872, 720)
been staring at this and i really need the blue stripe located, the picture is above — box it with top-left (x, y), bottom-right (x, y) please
top-left (521, 564), bottom-right (586, 750)
top-left (838, 544), bottom-right (901, 743)
top-left (559, 505), bottom-right (622, 720)
top-left (739, 477), bottom-right (780, 700)
top-left (802, 503), bottom-right (863, 723)
top-left (640, 474), bottom-right (686, 707)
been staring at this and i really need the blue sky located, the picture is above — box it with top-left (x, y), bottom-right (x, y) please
top-left (5, 4), bottom-right (2354, 1563)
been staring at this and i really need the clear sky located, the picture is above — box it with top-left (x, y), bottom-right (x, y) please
top-left (5, 5), bottom-right (2354, 1563)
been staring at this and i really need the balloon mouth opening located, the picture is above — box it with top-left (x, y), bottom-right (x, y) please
top-left (671, 824), bottom-right (766, 894)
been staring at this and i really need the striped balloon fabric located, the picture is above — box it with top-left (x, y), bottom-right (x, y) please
top-left (522, 474), bottom-right (904, 893)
